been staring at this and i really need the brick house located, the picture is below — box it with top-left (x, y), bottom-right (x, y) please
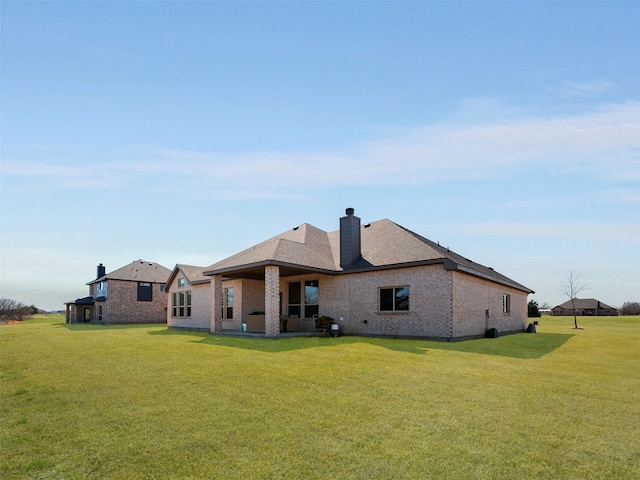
top-left (551, 298), bottom-right (618, 317)
top-left (65, 260), bottom-right (171, 324)
top-left (165, 264), bottom-right (212, 330)
top-left (169, 209), bottom-right (533, 340)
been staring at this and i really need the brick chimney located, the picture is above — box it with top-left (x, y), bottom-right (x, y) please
top-left (97, 263), bottom-right (106, 279)
top-left (340, 208), bottom-right (361, 268)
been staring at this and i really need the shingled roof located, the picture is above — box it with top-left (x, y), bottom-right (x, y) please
top-left (165, 264), bottom-right (211, 287)
top-left (204, 218), bottom-right (533, 293)
top-left (554, 298), bottom-right (616, 310)
top-left (87, 259), bottom-right (171, 285)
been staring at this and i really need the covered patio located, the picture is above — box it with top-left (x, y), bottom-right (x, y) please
top-left (206, 262), bottom-right (335, 337)
top-left (64, 296), bottom-right (95, 323)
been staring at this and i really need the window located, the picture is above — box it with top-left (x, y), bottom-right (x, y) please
top-left (178, 278), bottom-right (185, 288)
top-left (223, 288), bottom-right (234, 319)
top-left (160, 284), bottom-right (166, 292)
top-left (287, 280), bottom-right (320, 318)
top-left (379, 286), bottom-right (410, 312)
top-left (172, 290), bottom-right (192, 317)
top-left (502, 294), bottom-right (511, 314)
top-left (98, 281), bottom-right (104, 290)
top-left (288, 282), bottom-right (301, 318)
top-left (172, 293), bottom-right (178, 317)
top-left (98, 305), bottom-right (103, 322)
top-left (304, 280), bottom-right (319, 318)
top-left (137, 282), bottom-right (152, 302)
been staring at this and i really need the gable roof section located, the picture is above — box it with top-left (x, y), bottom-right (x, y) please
top-left (203, 217), bottom-right (533, 293)
top-left (88, 259), bottom-right (171, 285)
top-left (553, 298), bottom-right (616, 310)
top-left (204, 223), bottom-right (338, 275)
top-left (165, 264), bottom-right (211, 288)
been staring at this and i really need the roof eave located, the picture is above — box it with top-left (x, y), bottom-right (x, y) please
top-left (86, 276), bottom-right (107, 286)
top-left (339, 258), bottom-right (450, 275)
top-left (203, 257), bottom-right (534, 294)
top-left (204, 259), bottom-right (339, 277)
top-left (454, 265), bottom-right (535, 294)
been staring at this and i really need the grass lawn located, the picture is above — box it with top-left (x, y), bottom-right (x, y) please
top-left (1, 315), bottom-right (638, 479)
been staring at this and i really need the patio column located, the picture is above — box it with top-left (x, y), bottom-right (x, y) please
top-left (210, 274), bottom-right (223, 334)
top-left (264, 265), bottom-right (280, 337)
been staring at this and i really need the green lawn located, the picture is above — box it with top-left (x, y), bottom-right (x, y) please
top-left (1, 315), bottom-right (638, 479)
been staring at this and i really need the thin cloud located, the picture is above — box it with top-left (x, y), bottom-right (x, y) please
top-left (4, 100), bottom-right (639, 196)
top-left (439, 222), bottom-right (639, 242)
top-left (142, 100), bottom-right (639, 189)
top-left (561, 80), bottom-right (616, 98)
top-left (31, 143), bottom-right (64, 151)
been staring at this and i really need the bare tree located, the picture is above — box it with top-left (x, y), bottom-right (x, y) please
top-left (0, 297), bottom-right (32, 322)
top-left (560, 272), bottom-right (587, 329)
top-left (621, 301), bottom-right (640, 315)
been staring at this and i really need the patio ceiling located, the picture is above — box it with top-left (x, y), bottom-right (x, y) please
top-left (211, 262), bottom-right (337, 281)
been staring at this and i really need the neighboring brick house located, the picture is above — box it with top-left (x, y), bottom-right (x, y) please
top-left (65, 260), bottom-right (171, 324)
top-left (169, 209), bottom-right (533, 340)
top-left (551, 299), bottom-right (618, 317)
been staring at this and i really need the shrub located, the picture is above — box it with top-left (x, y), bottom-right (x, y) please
top-left (314, 315), bottom-right (334, 331)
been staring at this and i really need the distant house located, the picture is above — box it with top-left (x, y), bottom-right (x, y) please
top-left (65, 260), bottom-right (171, 324)
top-left (169, 209), bottom-right (534, 339)
top-left (552, 299), bottom-right (618, 317)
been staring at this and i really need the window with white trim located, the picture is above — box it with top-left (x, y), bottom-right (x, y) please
top-left (502, 294), bottom-right (511, 314)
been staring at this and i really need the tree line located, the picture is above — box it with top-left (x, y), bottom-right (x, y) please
top-left (621, 301), bottom-right (640, 315)
top-left (0, 298), bottom-right (35, 322)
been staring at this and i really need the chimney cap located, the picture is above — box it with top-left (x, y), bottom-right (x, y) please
top-left (345, 207), bottom-right (355, 215)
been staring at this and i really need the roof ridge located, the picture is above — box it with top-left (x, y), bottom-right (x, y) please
top-left (269, 237), bottom-right (284, 260)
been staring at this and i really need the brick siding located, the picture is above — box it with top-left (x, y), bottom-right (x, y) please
top-left (451, 271), bottom-right (527, 338)
top-left (166, 278), bottom-right (211, 331)
top-left (178, 264), bottom-right (529, 340)
top-left (103, 279), bottom-right (167, 324)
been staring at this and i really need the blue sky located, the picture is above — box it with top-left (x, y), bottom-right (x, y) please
top-left (1, 1), bottom-right (638, 312)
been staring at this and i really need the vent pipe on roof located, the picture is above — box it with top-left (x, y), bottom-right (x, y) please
top-left (340, 208), bottom-right (361, 268)
top-left (97, 263), bottom-right (106, 279)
